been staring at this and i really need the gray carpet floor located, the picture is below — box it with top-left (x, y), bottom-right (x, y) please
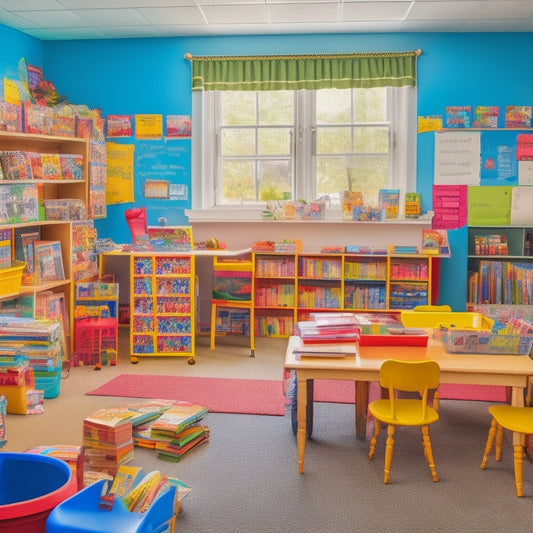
top-left (137, 400), bottom-right (533, 533)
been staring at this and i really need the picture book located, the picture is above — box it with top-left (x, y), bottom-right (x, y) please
top-left (445, 106), bottom-right (472, 128)
top-left (150, 401), bottom-right (208, 437)
top-left (34, 240), bottom-right (64, 283)
top-left (147, 226), bottom-right (193, 251)
top-left (83, 407), bottom-right (135, 428)
top-left (505, 106), bottom-right (532, 128)
top-left (59, 153), bottom-right (84, 180)
top-left (19, 231), bottom-right (39, 278)
top-left (0, 228), bottom-right (11, 268)
top-left (108, 465), bottom-right (145, 500)
top-left (40, 153), bottom-right (62, 180)
top-left (0, 151), bottom-right (31, 180)
top-left (421, 229), bottom-right (450, 256)
top-left (27, 152), bottom-right (43, 180)
top-left (404, 192), bottom-right (421, 218)
top-left (0, 101), bottom-right (22, 132)
top-left (378, 188), bottom-right (400, 219)
top-left (473, 106), bottom-right (500, 128)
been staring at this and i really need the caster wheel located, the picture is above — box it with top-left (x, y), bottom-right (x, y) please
top-left (131, 356), bottom-right (139, 364)
top-left (188, 357), bottom-right (196, 365)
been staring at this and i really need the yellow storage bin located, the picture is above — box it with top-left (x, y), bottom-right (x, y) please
top-left (0, 261), bottom-right (26, 298)
top-left (400, 310), bottom-right (494, 331)
top-left (0, 385), bottom-right (28, 415)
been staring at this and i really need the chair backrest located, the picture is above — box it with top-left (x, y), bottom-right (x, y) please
top-left (379, 359), bottom-right (440, 421)
top-left (413, 304), bottom-right (452, 312)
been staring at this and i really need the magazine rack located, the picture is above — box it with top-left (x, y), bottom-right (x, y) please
top-left (46, 478), bottom-right (178, 533)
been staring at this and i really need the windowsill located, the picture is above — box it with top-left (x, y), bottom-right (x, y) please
top-left (185, 209), bottom-right (434, 224)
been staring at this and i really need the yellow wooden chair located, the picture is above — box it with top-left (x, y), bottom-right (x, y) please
top-left (413, 304), bottom-right (452, 312)
top-left (368, 359), bottom-right (440, 484)
top-left (480, 405), bottom-right (533, 497)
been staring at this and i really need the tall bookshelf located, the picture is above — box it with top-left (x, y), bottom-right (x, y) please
top-left (130, 253), bottom-right (196, 364)
top-left (467, 225), bottom-right (533, 305)
top-left (0, 131), bottom-right (90, 358)
top-left (252, 251), bottom-right (434, 338)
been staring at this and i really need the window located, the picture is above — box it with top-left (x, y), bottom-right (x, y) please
top-left (192, 85), bottom-right (416, 214)
top-left (188, 51), bottom-right (419, 217)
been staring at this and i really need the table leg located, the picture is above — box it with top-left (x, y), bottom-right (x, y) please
top-left (511, 386), bottom-right (526, 447)
top-left (355, 381), bottom-right (369, 439)
top-left (296, 374), bottom-right (308, 473)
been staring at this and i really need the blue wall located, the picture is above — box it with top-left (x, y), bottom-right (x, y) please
top-left (4, 27), bottom-right (533, 310)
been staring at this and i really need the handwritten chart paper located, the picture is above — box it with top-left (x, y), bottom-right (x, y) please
top-left (435, 131), bottom-right (481, 185)
top-left (511, 187), bottom-right (533, 225)
top-left (105, 142), bottom-right (135, 204)
top-left (135, 114), bottom-right (163, 139)
top-left (467, 185), bottom-right (511, 226)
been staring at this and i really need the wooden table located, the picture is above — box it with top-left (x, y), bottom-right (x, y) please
top-left (284, 335), bottom-right (533, 474)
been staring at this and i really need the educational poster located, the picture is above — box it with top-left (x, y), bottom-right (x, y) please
top-left (106, 115), bottom-right (133, 138)
top-left (467, 185), bottom-right (512, 225)
top-left (479, 130), bottom-right (517, 186)
top-left (434, 131), bottom-right (481, 185)
top-left (135, 114), bottom-right (163, 139)
top-left (166, 115), bottom-right (191, 138)
top-left (105, 142), bottom-right (135, 204)
top-left (432, 184), bottom-right (467, 229)
top-left (518, 160), bottom-right (533, 185)
top-left (144, 179), bottom-right (170, 199)
top-left (511, 187), bottom-right (533, 225)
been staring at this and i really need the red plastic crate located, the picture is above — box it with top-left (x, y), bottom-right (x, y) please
top-left (73, 317), bottom-right (117, 366)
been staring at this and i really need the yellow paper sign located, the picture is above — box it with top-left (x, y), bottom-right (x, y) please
top-left (105, 142), bottom-right (135, 204)
top-left (135, 114), bottom-right (163, 139)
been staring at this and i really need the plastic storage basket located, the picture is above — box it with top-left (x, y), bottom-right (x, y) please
top-left (0, 261), bottom-right (25, 298)
top-left (442, 329), bottom-right (533, 355)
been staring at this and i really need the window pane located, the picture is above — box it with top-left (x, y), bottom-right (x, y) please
top-left (221, 128), bottom-right (256, 156)
top-left (316, 155), bottom-right (388, 205)
top-left (316, 89), bottom-right (351, 124)
top-left (258, 91), bottom-right (294, 125)
top-left (353, 88), bottom-right (387, 122)
top-left (220, 160), bottom-right (255, 202)
top-left (222, 93), bottom-right (256, 125)
top-left (258, 128), bottom-right (291, 156)
top-left (258, 160), bottom-right (292, 201)
top-left (316, 127), bottom-right (352, 154)
top-left (353, 126), bottom-right (389, 153)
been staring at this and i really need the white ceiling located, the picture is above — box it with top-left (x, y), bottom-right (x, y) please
top-left (0, 0), bottom-right (531, 41)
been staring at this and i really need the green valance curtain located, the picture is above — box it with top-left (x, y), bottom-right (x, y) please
top-left (187, 50), bottom-right (420, 91)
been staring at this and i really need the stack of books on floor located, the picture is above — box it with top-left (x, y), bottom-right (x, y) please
top-left (83, 407), bottom-right (135, 476)
top-left (0, 316), bottom-right (65, 399)
top-left (150, 401), bottom-right (210, 462)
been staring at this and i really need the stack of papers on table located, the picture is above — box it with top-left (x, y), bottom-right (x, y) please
top-left (296, 313), bottom-right (358, 345)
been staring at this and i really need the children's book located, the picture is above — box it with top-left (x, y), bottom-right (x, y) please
top-left (150, 401), bottom-right (208, 437)
top-left (505, 106), bottom-right (532, 128)
top-left (473, 106), bottom-right (500, 128)
top-left (378, 189), bottom-right (400, 219)
top-left (40, 154), bottom-right (62, 180)
top-left (19, 231), bottom-right (39, 278)
top-left (404, 192), bottom-right (421, 218)
top-left (34, 240), bottom-right (64, 283)
top-left (445, 106), bottom-right (472, 128)
top-left (421, 229), bottom-right (450, 256)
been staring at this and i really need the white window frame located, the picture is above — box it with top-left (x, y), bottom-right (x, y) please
top-left (190, 86), bottom-right (417, 220)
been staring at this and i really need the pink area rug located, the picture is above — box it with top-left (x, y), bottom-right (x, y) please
top-left (87, 374), bottom-right (288, 416)
top-left (312, 379), bottom-right (507, 403)
top-left (87, 374), bottom-right (507, 417)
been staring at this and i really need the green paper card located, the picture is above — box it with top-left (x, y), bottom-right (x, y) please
top-left (467, 185), bottom-right (512, 225)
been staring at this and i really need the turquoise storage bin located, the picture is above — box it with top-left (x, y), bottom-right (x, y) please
top-left (34, 365), bottom-right (61, 399)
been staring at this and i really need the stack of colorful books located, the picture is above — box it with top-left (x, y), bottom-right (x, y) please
top-left (150, 401), bottom-right (210, 462)
top-left (83, 407), bottom-right (135, 476)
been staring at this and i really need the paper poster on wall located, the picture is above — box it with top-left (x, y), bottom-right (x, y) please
top-left (169, 183), bottom-right (188, 201)
top-left (144, 179), bottom-right (170, 199)
top-left (518, 160), bottom-right (533, 185)
top-left (479, 130), bottom-right (517, 185)
top-left (434, 131), bottom-right (481, 185)
top-left (106, 115), bottom-right (133, 138)
top-left (135, 114), bottom-right (163, 139)
top-left (467, 185), bottom-right (512, 225)
top-left (417, 115), bottom-right (443, 133)
top-left (105, 142), bottom-right (135, 204)
top-left (166, 115), bottom-right (191, 138)
top-left (432, 184), bottom-right (467, 229)
top-left (511, 186), bottom-right (533, 225)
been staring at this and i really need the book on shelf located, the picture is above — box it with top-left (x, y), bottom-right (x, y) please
top-left (421, 229), bottom-right (450, 256)
top-left (474, 234), bottom-right (508, 255)
top-left (378, 188), bottom-right (400, 219)
top-left (505, 105), bottom-right (532, 128)
top-left (0, 228), bottom-right (12, 268)
top-left (404, 192), bottom-right (421, 218)
top-left (34, 240), bottom-right (65, 283)
top-left (0, 151), bottom-right (31, 180)
top-left (445, 106), bottom-right (472, 128)
top-left (473, 106), bottom-right (500, 128)
top-left (40, 153), bottom-right (62, 180)
top-left (20, 231), bottom-right (39, 278)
